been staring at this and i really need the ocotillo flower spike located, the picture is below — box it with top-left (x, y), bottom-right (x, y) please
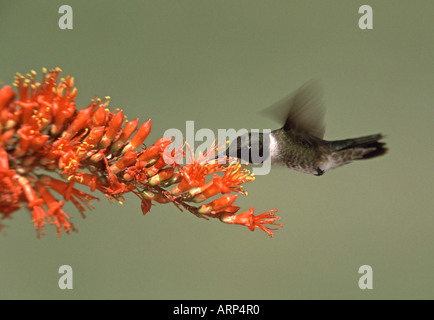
top-left (0, 68), bottom-right (281, 238)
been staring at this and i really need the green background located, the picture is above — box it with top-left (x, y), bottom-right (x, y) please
top-left (0, 0), bottom-right (433, 299)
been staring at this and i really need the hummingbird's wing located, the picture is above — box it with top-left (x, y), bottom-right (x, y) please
top-left (261, 81), bottom-right (326, 139)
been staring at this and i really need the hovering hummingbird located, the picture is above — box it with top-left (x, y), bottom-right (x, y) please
top-left (226, 82), bottom-right (387, 176)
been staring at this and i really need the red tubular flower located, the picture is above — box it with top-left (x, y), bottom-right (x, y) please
top-left (138, 145), bottom-right (160, 163)
top-left (30, 134), bottom-right (49, 151)
top-left (16, 175), bottom-right (43, 208)
top-left (110, 150), bottom-right (138, 174)
top-left (15, 175), bottom-right (50, 236)
top-left (0, 148), bottom-right (22, 216)
top-left (92, 106), bottom-right (108, 126)
top-left (148, 167), bottom-right (175, 186)
top-left (219, 207), bottom-right (282, 237)
top-left (110, 118), bottom-right (138, 153)
top-left (51, 101), bottom-right (76, 136)
top-left (0, 179), bottom-right (21, 216)
top-left (58, 150), bottom-right (80, 175)
top-left (0, 147), bottom-right (9, 170)
top-left (221, 161), bottom-right (255, 187)
top-left (122, 160), bottom-right (147, 182)
top-left (171, 162), bottom-right (207, 195)
top-left (136, 137), bottom-right (172, 172)
top-left (170, 143), bottom-right (224, 196)
top-left (122, 119), bottom-right (151, 155)
top-left (146, 156), bottom-right (169, 177)
top-left (129, 119), bottom-right (151, 148)
top-left (15, 100), bottom-right (39, 125)
top-left (153, 137), bottom-right (172, 150)
top-left (83, 125), bottom-right (106, 147)
top-left (15, 126), bottom-right (49, 156)
top-left (0, 68), bottom-right (281, 238)
top-left (30, 205), bottom-right (49, 237)
top-left (165, 171), bottom-right (183, 186)
top-left (0, 85), bottom-right (16, 110)
top-left (67, 172), bottom-right (105, 193)
top-left (0, 107), bottom-right (18, 129)
top-left (62, 106), bottom-right (93, 141)
top-left (39, 175), bottom-right (98, 218)
top-left (35, 182), bottom-right (76, 236)
top-left (141, 190), bottom-right (172, 204)
top-left (78, 126), bottom-right (106, 159)
top-left (190, 161), bottom-right (254, 202)
top-left (191, 175), bottom-right (229, 203)
top-left (0, 129), bottom-right (15, 146)
top-left (197, 194), bottom-right (238, 215)
top-left (99, 110), bottom-right (124, 148)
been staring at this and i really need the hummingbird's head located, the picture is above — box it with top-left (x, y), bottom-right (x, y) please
top-left (226, 132), bottom-right (270, 165)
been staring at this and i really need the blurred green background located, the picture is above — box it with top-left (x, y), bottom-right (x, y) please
top-left (0, 0), bottom-right (433, 299)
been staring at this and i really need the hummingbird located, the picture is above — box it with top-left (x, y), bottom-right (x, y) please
top-left (226, 82), bottom-right (387, 176)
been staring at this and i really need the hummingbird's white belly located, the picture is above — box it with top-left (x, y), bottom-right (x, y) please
top-left (269, 134), bottom-right (284, 165)
top-left (318, 155), bottom-right (334, 172)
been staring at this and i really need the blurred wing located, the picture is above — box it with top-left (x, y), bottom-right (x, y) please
top-left (261, 81), bottom-right (326, 138)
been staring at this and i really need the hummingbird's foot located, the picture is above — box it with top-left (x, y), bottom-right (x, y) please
top-left (315, 168), bottom-right (324, 176)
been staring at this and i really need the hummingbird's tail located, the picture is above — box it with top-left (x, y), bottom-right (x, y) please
top-left (323, 134), bottom-right (387, 171)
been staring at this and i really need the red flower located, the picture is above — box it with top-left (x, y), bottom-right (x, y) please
top-left (190, 161), bottom-right (254, 202)
top-left (35, 182), bottom-right (76, 236)
top-left (171, 162), bottom-right (207, 195)
top-left (0, 148), bottom-right (22, 216)
top-left (219, 207), bottom-right (282, 237)
top-left (125, 119), bottom-right (151, 152)
top-left (99, 110), bottom-right (124, 148)
top-left (0, 68), bottom-right (281, 237)
top-left (110, 118), bottom-right (138, 153)
top-left (0, 85), bottom-right (16, 110)
top-left (148, 167), bottom-right (175, 186)
top-left (197, 194), bottom-right (240, 215)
